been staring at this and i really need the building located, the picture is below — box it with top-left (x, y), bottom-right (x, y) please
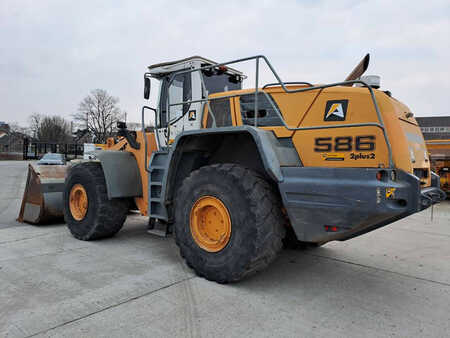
top-left (415, 116), bottom-right (450, 140)
top-left (0, 122), bottom-right (10, 152)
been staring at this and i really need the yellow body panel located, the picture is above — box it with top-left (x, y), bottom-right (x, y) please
top-left (209, 85), bottom-right (431, 186)
top-left (105, 132), bottom-right (158, 216)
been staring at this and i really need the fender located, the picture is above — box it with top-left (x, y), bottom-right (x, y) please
top-left (93, 150), bottom-right (143, 199)
top-left (169, 126), bottom-right (294, 183)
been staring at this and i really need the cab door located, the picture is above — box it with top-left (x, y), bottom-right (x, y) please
top-left (156, 71), bottom-right (202, 147)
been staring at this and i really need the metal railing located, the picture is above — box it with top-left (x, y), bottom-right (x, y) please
top-left (141, 106), bottom-right (158, 172)
top-left (149, 55), bottom-right (393, 168)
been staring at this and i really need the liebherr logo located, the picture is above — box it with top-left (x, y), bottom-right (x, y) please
top-left (324, 100), bottom-right (348, 121)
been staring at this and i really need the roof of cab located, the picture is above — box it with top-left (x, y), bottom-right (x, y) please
top-left (148, 56), bottom-right (243, 77)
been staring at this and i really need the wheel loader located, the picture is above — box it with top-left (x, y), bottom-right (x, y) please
top-left (19, 54), bottom-right (446, 283)
top-left (425, 139), bottom-right (450, 194)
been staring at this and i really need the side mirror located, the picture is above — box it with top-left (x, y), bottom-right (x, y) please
top-left (144, 77), bottom-right (151, 100)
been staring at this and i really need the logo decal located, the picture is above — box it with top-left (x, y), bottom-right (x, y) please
top-left (188, 110), bottom-right (196, 121)
top-left (321, 153), bottom-right (345, 161)
top-left (324, 100), bottom-right (348, 121)
top-left (386, 187), bottom-right (396, 199)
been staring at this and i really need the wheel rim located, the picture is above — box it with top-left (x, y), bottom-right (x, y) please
top-left (190, 196), bottom-right (231, 252)
top-left (69, 184), bottom-right (88, 221)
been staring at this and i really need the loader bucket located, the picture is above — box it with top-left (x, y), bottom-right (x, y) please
top-left (17, 164), bottom-right (67, 224)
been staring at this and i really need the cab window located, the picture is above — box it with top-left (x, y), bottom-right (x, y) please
top-left (159, 73), bottom-right (192, 127)
top-left (239, 93), bottom-right (283, 127)
top-left (205, 98), bottom-right (232, 128)
top-left (201, 70), bottom-right (242, 96)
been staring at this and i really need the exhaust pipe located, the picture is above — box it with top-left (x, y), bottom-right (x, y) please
top-left (17, 164), bottom-right (67, 224)
top-left (343, 53), bottom-right (370, 86)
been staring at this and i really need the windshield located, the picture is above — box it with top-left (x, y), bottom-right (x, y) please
top-left (202, 73), bottom-right (242, 96)
top-left (42, 153), bottom-right (61, 160)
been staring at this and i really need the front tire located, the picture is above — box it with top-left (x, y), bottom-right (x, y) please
top-left (63, 162), bottom-right (128, 240)
top-left (174, 164), bottom-right (285, 283)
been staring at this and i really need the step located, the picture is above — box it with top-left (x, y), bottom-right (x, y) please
top-left (147, 219), bottom-right (170, 237)
top-left (150, 165), bottom-right (166, 171)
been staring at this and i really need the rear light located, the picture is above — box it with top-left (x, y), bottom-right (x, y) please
top-left (376, 170), bottom-right (392, 181)
top-left (324, 225), bottom-right (339, 232)
top-left (376, 171), bottom-right (383, 181)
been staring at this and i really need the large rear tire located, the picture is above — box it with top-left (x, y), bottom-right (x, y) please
top-left (63, 162), bottom-right (128, 240)
top-left (174, 164), bottom-right (285, 283)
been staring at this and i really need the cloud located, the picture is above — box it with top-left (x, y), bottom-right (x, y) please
top-left (0, 0), bottom-right (449, 125)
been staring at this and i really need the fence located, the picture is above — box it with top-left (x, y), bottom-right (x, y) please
top-left (22, 139), bottom-right (84, 160)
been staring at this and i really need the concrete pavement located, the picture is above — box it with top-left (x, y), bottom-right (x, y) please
top-left (0, 161), bottom-right (449, 337)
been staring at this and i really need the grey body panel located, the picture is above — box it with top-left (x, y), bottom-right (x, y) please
top-left (278, 167), bottom-right (444, 243)
top-left (93, 150), bottom-right (143, 199)
top-left (431, 171), bottom-right (440, 188)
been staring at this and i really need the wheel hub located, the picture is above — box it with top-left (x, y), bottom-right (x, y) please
top-left (69, 184), bottom-right (88, 221)
top-left (190, 196), bottom-right (231, 252)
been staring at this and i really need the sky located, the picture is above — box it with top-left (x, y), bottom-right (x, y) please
top-left (0, 0), bottom-right (449, 127)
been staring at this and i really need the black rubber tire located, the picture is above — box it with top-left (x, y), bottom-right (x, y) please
top-left (174, 163), bottom-right (286, 283)
top-left (63, 162), bottom-right (128, 241)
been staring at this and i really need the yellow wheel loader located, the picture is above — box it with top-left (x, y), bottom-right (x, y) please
top-left (20, 54), bottom-right (445, 283)
top-left (425, 139), bottom-right (450, 194)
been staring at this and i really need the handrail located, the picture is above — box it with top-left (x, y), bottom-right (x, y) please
top-left (263, 81), bottom-right (313, 89)
top-left (161, 55), bottom-right (393, 168)
top-left (141, 106), bottom-right (158, 173)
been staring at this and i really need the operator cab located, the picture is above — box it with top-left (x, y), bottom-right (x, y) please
top-left (147, 56), bottom-right (245, 147)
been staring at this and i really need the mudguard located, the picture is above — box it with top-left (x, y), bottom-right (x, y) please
top-left (169, 126), bottom-right (301, 183)
top-left (93, 150), bottom-right (143, 199)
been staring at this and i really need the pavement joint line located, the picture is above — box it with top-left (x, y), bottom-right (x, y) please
top-left (25, 275), bottom-right (196, 338)
top-left (304, 252), bottom-right (450, 287)
top-left (0, 232), bottom-right (64, 245)
top-left (392, 227), bottom-right (450, 238)
top-left (0, 246), bottom-right (89, 263)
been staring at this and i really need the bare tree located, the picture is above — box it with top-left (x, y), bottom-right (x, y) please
top-left (37, 116), bottom-right (71, 142)
top-left (9, 122), bottom-right (30, 137)
top-left (73, 89), bottom-right (124, 143)
top-left (28, 113), bottom-right (41, 138)
top-left (27, 114), bottom-right (71, 143)
top-left (1, 122), bottom-right (34, 153)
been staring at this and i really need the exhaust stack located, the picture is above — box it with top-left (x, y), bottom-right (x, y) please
top-left (344, 53), bottom-right (370, 85)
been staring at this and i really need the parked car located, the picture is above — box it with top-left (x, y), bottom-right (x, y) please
top-left (37, 153), bottom-right (66, 165)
